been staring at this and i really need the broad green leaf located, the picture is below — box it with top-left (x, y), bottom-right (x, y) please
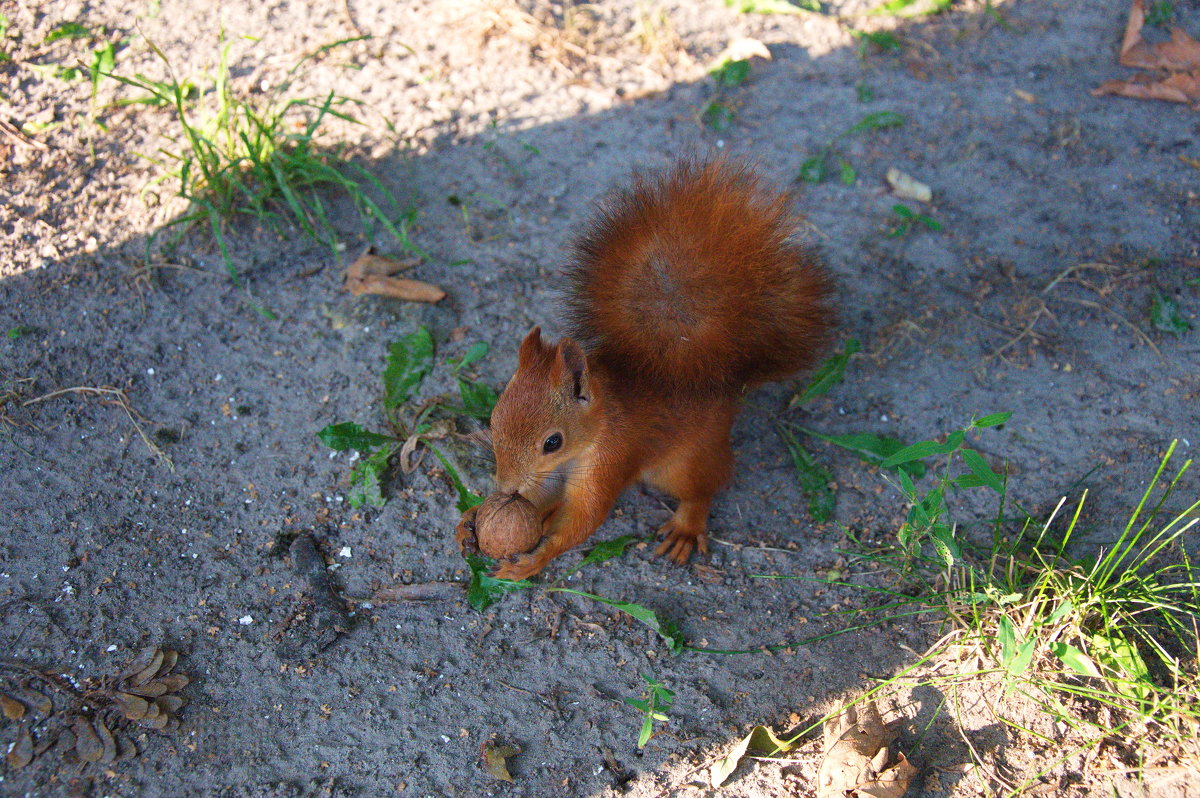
top-left (930, 523), bottom-right (959, 568)
top-left (1050, 641), bottom-right (1101, 678)
top-left (453, 341), bottom-right (489, 371)
top-left (458, 378), bottom-right (499, 419)
top-left (1090, 634), bottom-right (1152, 702)
top-left (1045, 599), bottom-right (1074, 625)
top-left (779, 427), bottom-right (836, 523)
top-left (701, 102), bottom-right (735, 131)
top-left (561, 535), bottom-right (640, 580)
top-left (710, 725), bottom-right (798, 787)
top-left (795, 426), bottom-right (925, 479)
top-left (881, 430), bottom-right (963, 467)
top-left (973, 411), bottom-right (1012, 428)
top-left (465, 552), bottom-right (533, 612)
top-left (790, 338), bottom-right (859, 406)
top-left (347, 445), bottom-right (393, 508)
top-left (317, 421), bottom-right (394, 452)
top-left (44, 22), bottom-right (92, 43)
top-left (847, 111), bottom-right (906, 135)
top-left (711, 58), bottom-right (751, 87)
top-left (1151, 291), bottom-right (1191, 335)
top-left (998, 616), bottom-right (1034, 676)
top-left (960, 448), bottom-right (1004, 494)
top-left (853, 29), bottom-right (902, 53)
top-left (553, 589), bottom-right (684, 654)
top-left (870, 0), bottom-right (952, 16)
top-left (382, 326), bottom-right (434, 409)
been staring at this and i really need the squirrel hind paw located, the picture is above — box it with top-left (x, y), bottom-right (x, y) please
top-left (655, 521), bottom-right (709, 565)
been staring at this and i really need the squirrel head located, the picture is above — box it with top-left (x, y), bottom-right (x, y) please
top-left (489, 326), bottom-right (601, 507)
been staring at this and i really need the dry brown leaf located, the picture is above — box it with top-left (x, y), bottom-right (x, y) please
top-left (94, 718), bottom-right (117, 764)
top-left (156, 673), bottom-right (190, 693)
top-left (16, 687), bottom-right (52, 715)
top-left (74, 717), bottom-right (104, 763)
top-left (1119, 0), bottom-right (1200, 71)
top-left (344, 250), bottom-right (445, 303)
top-left (5, 725), bottom-right (33, 769)
top-left (124, 679), bottom-right (170, 698)
top-left (1, 692), bottom-right (26, 721)
top-left (482, 735), bottom-right (520, 782)
top-left (817, 700), bottom-right (915, 798)
top-left (156, 649), bottom-right (178, 677)
top-left (124, 647), bottom-right (164, 687)
top-left (1093, 70), bottom-right (1200, 106)
top-left (155, 694), bottom-right (186, 714)
top-left (115, 692), bottom-right (150, 721)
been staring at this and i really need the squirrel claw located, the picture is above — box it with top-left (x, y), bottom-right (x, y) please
top-left (489, 551), bottom-right (544, 582)
top-left (655, 522), bottom-right (709, 565)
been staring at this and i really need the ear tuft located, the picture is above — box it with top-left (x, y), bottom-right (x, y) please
top-left (517, 326), bottom-right (544, 365)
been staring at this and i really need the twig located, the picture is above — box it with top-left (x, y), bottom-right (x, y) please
top-left (22, 385), bottom-right (173, 471)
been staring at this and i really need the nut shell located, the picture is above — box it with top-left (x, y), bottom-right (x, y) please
top-left (475, 493), bottom-right (542, 559)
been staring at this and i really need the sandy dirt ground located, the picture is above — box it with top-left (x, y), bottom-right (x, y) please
top-left (1, 0), bottom-right (1198, 796)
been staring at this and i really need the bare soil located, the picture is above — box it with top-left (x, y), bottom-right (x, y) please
top-left (1, 1), bottom-right (1198, 796)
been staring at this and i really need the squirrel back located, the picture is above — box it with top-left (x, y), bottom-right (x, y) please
top-left (564, 159), bottom-right (834, 395)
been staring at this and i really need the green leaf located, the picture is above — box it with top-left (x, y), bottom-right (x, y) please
top-left (930, 523), bottom-right (960, 568)
top-left (561, 535), bottom-right (640, 580)
top-left (453, 341), bottom-right (489, 371)
top-left (553, 589), bottom-right (684, 654)
top-left (44, 22), bottom-right (92, 44)
top-left (710, 58), bottom-right (751, 87)
top-left (724, 0), bottom-right (820, 14)
top-left (1151, 291), bottom-right (1191, 335)
top-left (317, 421), bottom-right (395, 452)
top-left (973, 411), bottom-right (1012, 428)
top-left (871, 0), bottom-right (953, 16)
top-left (701, 102), bottom-right (735, 131)
top-left (458, 378), bottom-right (499, 419)
top-left (465, 553), bottom-right (533, 612)
top-left (799, 155), bottom-right (828, 184)
top-left (347, 444), bottom-right (393, 509)
top-left (838, 158), bottom-right (856, 186)
top-left (382, 326), bottom-right (434, 409)
top-left (847, 111), bottom-right (906, 136)
top-left (1090, 634), bottom-right (1152, 701)
top-left (790, 339), bottom-right (859, 405)
top-left (1049, 641), bottom-right (1101, 678)
top-left (779, 427), bottom-right (836, 523)
top-left (427, 443), bottom-right (484, 513)
top-left (710, 724), bottom-right (798, 787)
top-left (881, 430), bottom-right (963, 468)
top-left (794, 427), bottom-right (926, 479)
top-left (852, 29), bottom-right (902, 53)
top-left (960, 448), bottom-right (1004, 494)
top-left (997, 615), bottom-right (1034, 676)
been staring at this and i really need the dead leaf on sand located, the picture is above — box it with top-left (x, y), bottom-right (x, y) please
top-left (5, 725), bottom-right (34, 769)
top-left (481, 735), bottom-right (520, 782)
top-left (1092, 0), bottom-right (1200, 108)
top-left (344, 249), bottom-right (446, 303)
top-left (817, 700), bottom-right (917, 798)
top-left (710, 723), bottom-right (798, 788)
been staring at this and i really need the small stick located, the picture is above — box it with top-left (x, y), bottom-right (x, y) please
top-left (22, 385), bottom-right (173, 471)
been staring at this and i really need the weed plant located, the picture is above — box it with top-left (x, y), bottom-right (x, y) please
top-left (113, 36), bottom-right (415, 281)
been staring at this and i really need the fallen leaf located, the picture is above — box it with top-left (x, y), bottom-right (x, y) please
top-left (1093, 70), bottom-right (1200, 106)
top-left (94, 718), bottom-right (117, 764)
top-left (123, 647), bottom-right (164, 687)
top-left (482, 735), bottom-right (520, 782)
top-left (16, 688), bottom-right (52, 715)
top-left (1, 692), bottom-right (26, 721)
top-left (711, 724), bottom-right (798, 787)
top-left (885, 168), bottom-right (932, 202)
top-left (5, 725), bottom-right (34, 769)
top-left (344, 249), bottom-right (445, 303)
top-left (817, 700), bottom-right (916, 798)
top-left (74, 717), bottom-right (104, 763)
top-left (156, 649), bottom-right (178, 677)
top-left (1119, 0), bottom-right (1200, 71)
top-left (115, 692), bottom-right (150, 720)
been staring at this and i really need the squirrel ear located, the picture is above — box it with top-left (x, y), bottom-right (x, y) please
top-left (557, 338), bottom-right (590, 403)
top-left (517, 326), bottom-right (544, 365)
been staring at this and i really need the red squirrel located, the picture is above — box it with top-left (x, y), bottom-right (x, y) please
top-left (458, 159), bottom-right (834, 580)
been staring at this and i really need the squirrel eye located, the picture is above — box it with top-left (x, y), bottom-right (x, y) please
top-left (542, 432), bottom-right (563, 454)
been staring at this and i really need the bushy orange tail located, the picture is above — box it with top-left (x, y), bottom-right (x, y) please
top-left (565, 159), bottom-right (834, 394)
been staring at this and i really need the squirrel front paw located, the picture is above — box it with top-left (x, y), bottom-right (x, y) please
top-left (489, 549), bottom-right (550, 581)
top-left (655, 517), bottom-right (709, 565)
top-left (455, 505), bottom-right (481, 554)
